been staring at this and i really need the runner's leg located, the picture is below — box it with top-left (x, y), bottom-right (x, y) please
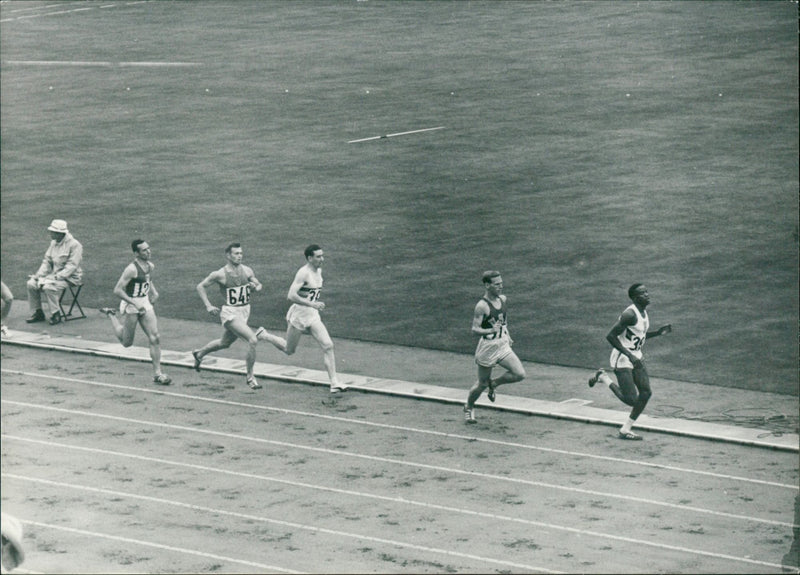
top-left (224, 317), bottom-right (259, 379)
top-left (256, 327), bottom-right (288, 352)
top-left (138, 309), bottom-right (165, 377)
top-left (309, 321), bottom-right (340, 388)
top-left (492, 352), bottom-right (526, 387)
top-left (195, 327), bottom-right (238, 360)
top-left (467, 365), bottom-right (492, 408)
top-left (117, 312), bottom-right (139, 347)
top-left (611, 369), bottom-right (638, 407)
top-left (283, 324), bottom-right (304, 355)
top-left (629, 364), bottom-right (652, 420)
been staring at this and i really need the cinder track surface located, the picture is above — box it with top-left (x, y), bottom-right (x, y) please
top-left (2, 346), bottom-right (797, 573)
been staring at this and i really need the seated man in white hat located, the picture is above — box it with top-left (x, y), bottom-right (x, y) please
top-left (26, 219), bottom-right (83, 326)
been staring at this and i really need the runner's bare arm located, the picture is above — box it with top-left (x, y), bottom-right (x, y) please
top-left (244, 265), bottom-right (262, 292)
top-left (287, 269), bottom-right (311, 306)
top-left (471, 300), bottom-right (498, 337)
top-left (196, 269), bottom-right (223, 314)
top-left (112, 264), bottom-right (140, 308)
top-left (606, 309), bottom-right (639, 364)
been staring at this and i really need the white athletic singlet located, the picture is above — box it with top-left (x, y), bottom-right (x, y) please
top-left (610, 304), bottom-right (649, 370)
top-left (286, 271), bottom-right (323, 331)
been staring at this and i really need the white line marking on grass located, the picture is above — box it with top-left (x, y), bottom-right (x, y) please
top-left (2, 403), bottom-right (795, 530)
top-left (4, 60), bottom-right (113, 66)
top-left (9, 514), bottom-right (304, 574)
top-left (348, 126), bottom-right (444, 143)
top-left (2, 369), bottom-right (795, 490)
top-left (12, 7), bottom-right (94, 20)
top-left (3, 473), bottom-right (563, 574)
top-left (3, 60), bottom-right (202, 67)
top-left (3, 466), bottom-right (791, 572)
top-left (1, 1), bottom-right (150, 21)
top-left (2, 3), bottom-right (65, 14)
top-left (117, 61), bottom-right (204, 67)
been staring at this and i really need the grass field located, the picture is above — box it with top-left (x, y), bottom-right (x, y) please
top-left (1, 0), bottom-right (797, 394)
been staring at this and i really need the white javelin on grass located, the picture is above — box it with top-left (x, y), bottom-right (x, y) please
top-left (348, 126), bottom-right (445, 143)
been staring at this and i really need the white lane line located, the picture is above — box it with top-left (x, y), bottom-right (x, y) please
top-left (3, 473), bottom-right (563, 574)
top-left (3, 60), bottom-right (203, 67)
top-left (10, 7), bottom-right (95, 20)
top-left (2, 404), bottom-right (795, 529)
top-left (1, 3), bottom-right (65, 14)
top-left (348, 126), bottom-right (444, 143)
top-left (1, 1), bottom-right (150, 21)
top-left (6, 438), bottom-right (796, 570)
top-left (15, 517), bottom-right (304, 574)
top-left (3, 369), bottom-right (794, 490)
top-left (5, 470), bottom-right (790, 572)
top-left (118, 61), bottom-right (203, 67)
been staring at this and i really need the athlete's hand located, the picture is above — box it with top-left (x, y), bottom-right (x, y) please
top-left (658, 324), bottom-right (672, 336)
top-left (247, 282), bottom-right (262, 292)
top-left (313, 301), bottom-right (326, 311)
top-left (207, 306), bottom-right (220, 317)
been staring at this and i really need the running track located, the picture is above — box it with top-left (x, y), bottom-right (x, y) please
top-left (1, 347), bottom-right (797, 573)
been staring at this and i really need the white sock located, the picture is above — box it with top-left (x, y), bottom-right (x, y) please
top-left (620, 417), bottom-right (635, 434)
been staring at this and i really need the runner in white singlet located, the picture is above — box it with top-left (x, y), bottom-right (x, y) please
top-left (279, 244), bottom-right (343, 394)
top-left (588, 283), bottom-right (672, 440)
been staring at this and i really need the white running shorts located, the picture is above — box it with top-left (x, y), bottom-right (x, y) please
top-left (120, 297), bottom-right (153, 316)
top-left (220, 304), bottom-right (250, 326)
top-left (610, 348), bottom-right (643, 370)
top-left (474, 337), bottom-right (513, 368)
top-left (286, 303), bottom-right (321, 332)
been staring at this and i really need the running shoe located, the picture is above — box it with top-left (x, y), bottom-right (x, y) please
top-left (329, 384), bottom-right (346, 394)
top-left (588, 369), bottom-right (604, 388)
top-left (191, 350), bottom-right (202, 372)
top-left (99, 307), bottom-right (117, 317)
top-left (463, 405), bottom-right (477, 424)
top-left (487, 382), bottom-right (496, 402)
top-left (153, 373), bottom-right (172, 386)
top-left (0, 325), bottom-right (8, 339)
top-left (618, 430), bottom-right (643, 441)
top-left (246, 376), bottom-right (262, 390)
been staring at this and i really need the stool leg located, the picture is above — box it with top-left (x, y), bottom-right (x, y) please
top-left (60, 285), bottom-right (86, 321)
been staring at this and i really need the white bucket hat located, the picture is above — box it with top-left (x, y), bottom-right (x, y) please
top-left (47, 219), bottom-right (69, 233)
top-left (1, 511), bottom-right (25, 570)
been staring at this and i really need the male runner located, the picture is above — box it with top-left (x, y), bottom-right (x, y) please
top-left (192, 242), bottom-right (285, 390)
top-left (464, 270), bottom-right (526, 423)
top-left (281, 244), bottom-right (344, 393)
top-left (1, 279), bottom-right (13, 338)
top-left (588, 283), bottom-right (672, 440)
top-left (100, 239), bottom-right (171, 385)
